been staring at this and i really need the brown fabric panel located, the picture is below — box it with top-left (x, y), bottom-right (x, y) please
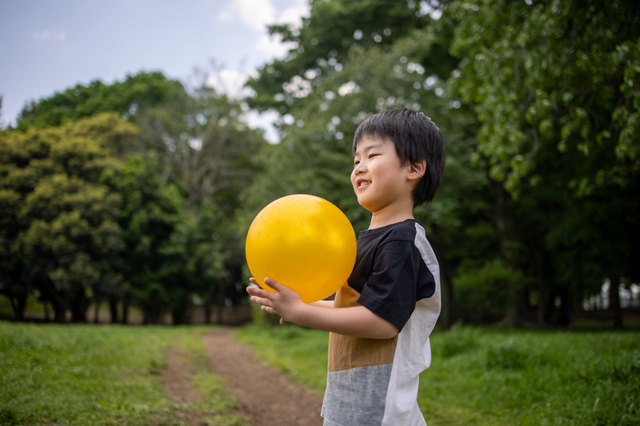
top-left (327, 283), bottom-right (398, 372)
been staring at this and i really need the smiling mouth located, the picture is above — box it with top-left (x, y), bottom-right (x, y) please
top-left (357, 180), bottom-right (371, 189)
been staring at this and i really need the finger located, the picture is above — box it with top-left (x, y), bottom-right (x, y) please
top-left (248, 293), bottom-right (272, 307)
top-left (249, 277), bottom-right (260, 287)
top-left (249, 295), bottom-right (273, 307)
top-left (261, 305), bottom-right (279, 315)
top-left (264, 277), bottom-right (288, 292)
top-left (246, 286), bottom-right (274, 299)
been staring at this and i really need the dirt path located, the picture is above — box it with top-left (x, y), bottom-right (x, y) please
top-left (161, 327), bottom-right (325, 425)
top-left (204, 328), bottom-right (325, 426)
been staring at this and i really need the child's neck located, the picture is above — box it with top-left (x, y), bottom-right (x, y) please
top-left (368, 206), bottom-right (415, 230)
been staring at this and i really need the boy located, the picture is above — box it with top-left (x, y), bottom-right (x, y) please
top-left (247, 107), bottom-right (445, 425)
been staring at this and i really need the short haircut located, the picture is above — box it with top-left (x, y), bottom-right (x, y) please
top-left (353, 107), bottom-right (445, 206)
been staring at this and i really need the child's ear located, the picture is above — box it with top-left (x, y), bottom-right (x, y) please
top-left (407, 159), bottom-right (427, 181)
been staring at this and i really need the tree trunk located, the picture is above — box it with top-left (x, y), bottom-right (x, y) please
top-left (499, 307), bottom-right (521, 327)
top-left (204, 296), bottom-right (212, 325)
top-left (70, 288), bottom-right (88, 323)
top-left (534, 246), bottom-right (548, 327)
top-left (494, 182), bottom-right (524, 326)
top-left (143, 307), bottom-right (163, 325)
top-left (609, 271), bottom-right (623, 328)
top-left (171, 292), bottom-right (193, 325)
top-left (40, 278), bottom-right (67, 323)
top-left (8, 293), bottom-right (27, 321)
top-left (215, 280), bottom-right (226, 325)
top-left (52, 300), bottom-right (66, 323)
top-left (109, 298), bottom-right (119, 323)
top-left (43, 300), bottom-right (50, 321)
top-left (557, 287), bottom-right (572, 327)
top-left (121, 298), bottom-right (129, 325)
top-left (93, 298), bottom-right (101, 324)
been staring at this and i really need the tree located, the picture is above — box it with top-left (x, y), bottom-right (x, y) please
top-left (246, 0), bottom-right (434, 114)
top-left (16, 72), bottom-right (187, 134)
top-left (450, 0), bottom-right (640, 195)
top-left (0, 114), bottom-right (135, 321)
top-left (545, 182), bottom-right (640, 327)
top-left (449, 0), bottom-right (640, 326)
top-left (100, 154), bottom-right (184, 323)
top-left (135, 83), bottom-right (266, 216)
top-left (11, 70), bottom-right (266, 324)
top-left (242, 3), bottom-right (487, 328)
top-left (134, 79), bottom-right (268, 323)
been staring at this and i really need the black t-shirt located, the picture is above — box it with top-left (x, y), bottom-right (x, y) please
top-left (347, 219), bottom-right (437, 331)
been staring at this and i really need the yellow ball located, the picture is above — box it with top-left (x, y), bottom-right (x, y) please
top-left (246, 194), bottom-right (357, 303)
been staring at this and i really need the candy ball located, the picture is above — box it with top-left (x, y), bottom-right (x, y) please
top-left (245, 194), bottom-right (357, 303)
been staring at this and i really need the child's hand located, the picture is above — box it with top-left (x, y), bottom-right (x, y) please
top-left (246, 277), bottom-right (304, 325)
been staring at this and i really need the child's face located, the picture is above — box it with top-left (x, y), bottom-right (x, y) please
top-left (351, 136), bottom-right (413, 214)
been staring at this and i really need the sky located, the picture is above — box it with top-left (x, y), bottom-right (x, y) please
top-left (0, 0), bottom-right (310, 141)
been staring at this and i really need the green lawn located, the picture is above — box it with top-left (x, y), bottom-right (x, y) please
top-left (2, 320), bottom-right (638, 425)
top-left (0, 322), bottom-right (249, 425)
top-left (236, 324), bottom-right (640, 425)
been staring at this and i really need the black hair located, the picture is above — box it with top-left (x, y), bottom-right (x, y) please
top-left (353, 107), bottom-right (445, 206)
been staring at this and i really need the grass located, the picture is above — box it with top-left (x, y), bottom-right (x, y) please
top-left (0, 322), bottom-right (249, 425)
top-left (3, 314), bottom-right (638, 425)
top-left (235, 324), bottom-right (640, 425)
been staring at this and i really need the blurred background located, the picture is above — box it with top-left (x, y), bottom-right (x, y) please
top-left (1, 0), bottom-right (639, 328)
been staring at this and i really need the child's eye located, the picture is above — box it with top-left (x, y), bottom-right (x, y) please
top-left (368, 154), bottom-right (379, 159)
top-left (353, 160), bottom-right (360, 167)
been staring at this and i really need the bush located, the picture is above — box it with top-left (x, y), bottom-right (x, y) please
top-left (434, 324), bottom-right (481, 358)
top-left (454, 259), bottom-right (526, 323)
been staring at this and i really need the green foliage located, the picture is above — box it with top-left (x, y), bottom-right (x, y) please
top-left (238, 324), bottom-right (640, 425)
top-left (246, 0), bottom-right (438, 114)
top-left (544, 183), bottom-right (640, 294)
top-left (132, 80), bottom-right (267, 321)
top-left (0, 114), bottom-right (135, 321)
top-left (241, 0), bottom-right (497, 329)
top-left (4, 0), bottom-right (638, 330)
top-left (243, 17), bottom-right (478, 231)
top-left (450, 0), bottom-right (640, 195)
top-left (454, 258), bottom-right (527, 323)
top-left (134, 77), bottom-right (267, 215)
top-left (101, 154), bottom-right (187, 322)
top-left (0, 322), bottom-right (246, 425)
top-left (16, 72), bottom-right (187, 132)
top-left (4, 69), bottom-right (265, 323)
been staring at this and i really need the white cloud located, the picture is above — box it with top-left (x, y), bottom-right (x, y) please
top-left (207, 68), bottom-right (257, 98)
top-left (255, 32), bottom-right (294, 58)
top-left (278, 0), bottom-right (308, 26)
top-left (32, 30), bottom-right (67, 41)
top-left (245, 109), bottom-right (280, 144)
top-left (219, 0), bottom-right (309, 57)
top-left (205, 68), bottom-right (280, 143)
top-left (217, 0), bottom-right (276, 31)
top-left (212, 0), bottom-right (309, 143)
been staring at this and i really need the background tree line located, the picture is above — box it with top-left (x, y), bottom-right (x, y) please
top-left (1, 0), bottom-right (639, 328)
top-left (1, 72), bottom-right (266, 324)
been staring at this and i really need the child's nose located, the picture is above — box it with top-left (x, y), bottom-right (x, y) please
top-left (354, 161), bottom-right (366, 174)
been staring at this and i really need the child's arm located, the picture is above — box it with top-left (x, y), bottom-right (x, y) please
top-left (247, 277), bottom-right (398, 339)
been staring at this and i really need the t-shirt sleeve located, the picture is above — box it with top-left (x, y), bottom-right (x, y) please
top-left (357, 240), bottom-right (425, 331)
